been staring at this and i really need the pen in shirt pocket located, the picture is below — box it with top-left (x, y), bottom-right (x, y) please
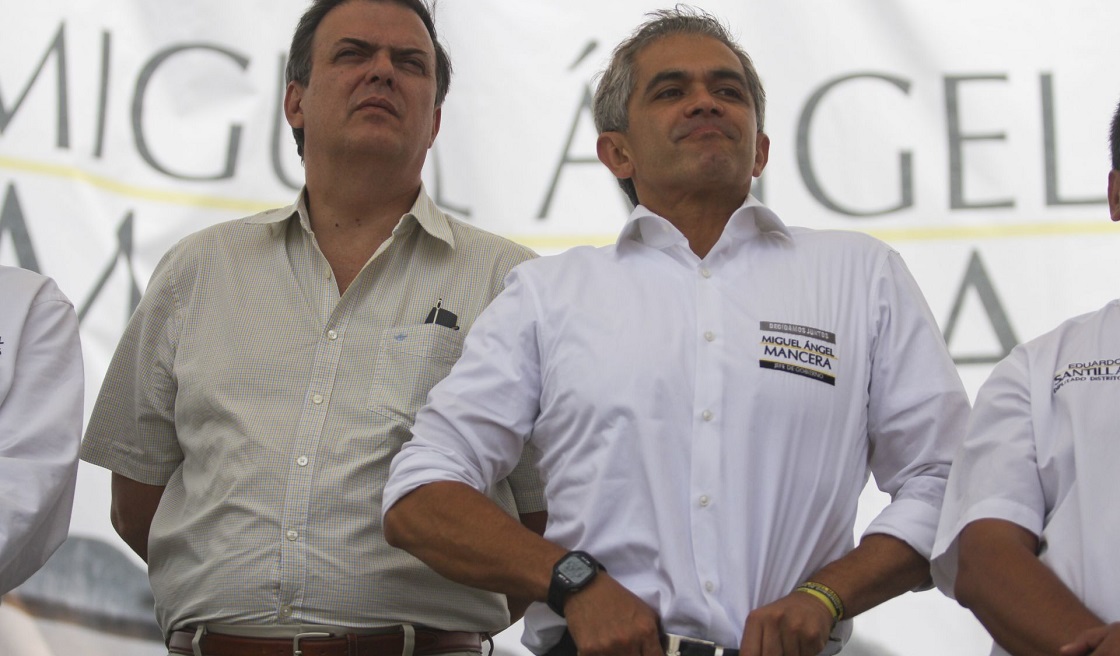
top-left (424, 298), bottom-right (460, 330)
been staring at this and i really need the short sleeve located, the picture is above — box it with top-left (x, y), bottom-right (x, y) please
top-left (931, 346), bottom-right (1045, 596)
top-left (81, 247), bottom-right (185, 485)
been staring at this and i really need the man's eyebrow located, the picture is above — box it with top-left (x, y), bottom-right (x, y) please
top-left (333, 37), bottom-right (432, 60)
top-left (643, 67), bottom-right (748, 94)
top-left (644, 70), bottom-right (689, 95)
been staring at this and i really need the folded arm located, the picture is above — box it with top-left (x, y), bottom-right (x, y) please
top-left (385, 482), bottom-right (662, 656)
top-left (741, 533), bottom-right (929, 656)
top-left (956, 518), bottom-right (1105, 656)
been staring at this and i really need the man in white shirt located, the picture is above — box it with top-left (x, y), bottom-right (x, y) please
top-left (383, 8), bottom-right (968, 656)
top-left (931, 100), bottom-right (1120, 656)
top-left (0, 265), bottom-right (82, 597)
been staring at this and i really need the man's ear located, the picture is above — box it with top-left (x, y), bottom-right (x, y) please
top-left (596, 132), bottom-right (635, 180)
top-left (753, 132), bottom-right (770, 178)
top-left (1109, 170), bottom-right (1120, 222)
top-left (428, 106), bottom-right (442, 148)
top-left (284, 81), bottom-right (305, 129)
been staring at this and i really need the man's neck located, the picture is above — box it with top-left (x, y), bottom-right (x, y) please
top-left (303, 156), bottom-right (423, 294)
top-left (640, 187), bottom-right (748, 259)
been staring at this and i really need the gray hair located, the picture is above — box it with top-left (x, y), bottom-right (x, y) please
top-left (1111, 98), bottom-right (1120, 171)
top-left (592, 6), bottom-right (765, 134)
top-left (592, 7), bottom-right (766, 205)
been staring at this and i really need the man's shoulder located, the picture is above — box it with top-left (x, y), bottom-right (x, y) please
top-left (1019, 299), bottom-right (1120, 359)
top-left (786, 225), bottom-right (894, 255)
top-left (509, 244), bottom-right (614, 279)
top-left (0, 265), bottom-right (52, 295)
top-left (440, 212), bottom-right (535, 263)
top-left (0, 266), bottom-right (70, 310)
top-left (162, 209), bottom-right (290, 265)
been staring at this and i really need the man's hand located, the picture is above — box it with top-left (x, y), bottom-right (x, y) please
top-left (1062, 623), bottom-right (1120, 656)
top-left (740, 591), bottom-right (833, 656)
top-left (564, 573), bottom-right (663, 656)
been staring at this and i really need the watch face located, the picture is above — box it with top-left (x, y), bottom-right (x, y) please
top-left (557, 555), bottom-right (594, 584)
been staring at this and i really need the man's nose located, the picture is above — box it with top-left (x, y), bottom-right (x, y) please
top-left (365, 52), bottom-right (395, 89)
top-left (686, 89), bottom-right (724, 116)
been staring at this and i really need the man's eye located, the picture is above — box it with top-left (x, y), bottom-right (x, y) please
top-left (655, 88), bottom-right (682, 99)
top-left (716, 87), bottom-right (745, 98)
top-left (400, 59), bottom-right (426, 73)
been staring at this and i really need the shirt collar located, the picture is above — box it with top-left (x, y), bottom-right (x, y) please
top-left (616, 194), bottom-right (792, 249)
top-left (244, 183), bottom-right (456, 249)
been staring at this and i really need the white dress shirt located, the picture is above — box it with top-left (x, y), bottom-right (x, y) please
top-left (386, 196), bottom-right (968, 654)
top-left (933, 299), bottom-right (1120, 655)
top-left (0, 265), bottom-right (82, 596)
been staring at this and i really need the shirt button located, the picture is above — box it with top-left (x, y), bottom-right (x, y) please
top-left (705, 581), bottom-right (715, 593)
top-left (280, 605), bottom-right (293, 617)
top-left (704, 331), bottom-right (715, 342)
top-left (702, 410), bottom-right (713, 421)
top-left (296, 456), bottom-right (309, 467)
top-left (312, 394), bottom-right (324, 405)
top-left (699, 495), bottom-right (710, 507)
top-left (327, 330), bottom-right (338, 341)
top-left (286, 529), bottom-right (299, 541)
top-left (700, 268), bottom-right (712, 278)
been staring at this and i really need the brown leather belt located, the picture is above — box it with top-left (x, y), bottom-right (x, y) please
top-left (167, 627), bottom-right (483, 656)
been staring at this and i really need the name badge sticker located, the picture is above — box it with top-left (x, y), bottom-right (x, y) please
top-left (758, 321), bottom-right (838, 386)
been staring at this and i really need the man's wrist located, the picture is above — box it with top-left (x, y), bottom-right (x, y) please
top-left (794, 581), bottom-right (844, 627)
top-left (547, 551), bottom-right (603, 616)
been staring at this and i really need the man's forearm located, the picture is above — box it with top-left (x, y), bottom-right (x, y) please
top-left (384, 481), bottom-right (563, 600)
top-left (110, 474), bottom-right (165, 563)
top-left (956, 519), bottom-right (1102, 656)
top-left (507, 510), bottom-right (549, 620)
top-left (804, 533), bottom-right (929, 619)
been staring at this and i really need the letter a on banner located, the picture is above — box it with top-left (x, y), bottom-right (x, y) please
top-left (943, 249), bottom-right (1018, 365)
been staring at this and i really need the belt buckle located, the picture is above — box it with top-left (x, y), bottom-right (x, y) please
top-left (293, 631), bottom-right (332, 656)
top-left (663, 633), bottom-right (722, 656)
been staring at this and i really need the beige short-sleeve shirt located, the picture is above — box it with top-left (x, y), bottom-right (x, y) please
top-left (81, 186), bottom-right (543, 636)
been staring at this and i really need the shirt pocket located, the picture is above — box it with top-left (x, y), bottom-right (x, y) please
top-left (368, 324), bottom-right (465, 427)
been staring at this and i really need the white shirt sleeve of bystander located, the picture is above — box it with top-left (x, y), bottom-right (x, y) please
top-left (0, 271), bottom-right (83, 596)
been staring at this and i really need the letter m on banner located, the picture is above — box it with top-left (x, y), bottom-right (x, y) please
top-left (78, 212), bottom-right (143, 322)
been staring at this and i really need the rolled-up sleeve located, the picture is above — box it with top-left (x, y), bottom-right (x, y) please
top-left (862, 251), bottom-right (971, 559)
top-left (384, 266), bottom-right (544, 514)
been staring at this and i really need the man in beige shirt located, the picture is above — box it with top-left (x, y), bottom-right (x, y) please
top-left (80, 2), bottom-right (544, 655)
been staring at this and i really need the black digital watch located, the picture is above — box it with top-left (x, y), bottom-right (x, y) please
top-left (547, 551), bottom-right (602, 617)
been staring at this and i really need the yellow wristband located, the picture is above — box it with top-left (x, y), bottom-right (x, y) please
top-left (795, 581), bottom-right (845, 621)
top-left (795, 586), bottom-right (840, 620)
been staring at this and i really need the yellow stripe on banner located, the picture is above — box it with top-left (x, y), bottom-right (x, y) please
top-left (508, 220), bottom-right (1117, 251)
top-left (0, 156), bottom-right (282, 214)
top-left (866, 221), bottom-right (1117, 243)
top-left (1, 155), bottom-right (1113, 247)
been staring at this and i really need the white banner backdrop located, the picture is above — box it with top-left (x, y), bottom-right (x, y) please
top-left (2, 0), bottom-right (1119, 653)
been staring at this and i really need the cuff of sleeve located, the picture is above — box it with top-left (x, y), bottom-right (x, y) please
top-left (382, 446), bottom-right (483, 521)
top-left (862, 496), bottom-right (940, 559)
